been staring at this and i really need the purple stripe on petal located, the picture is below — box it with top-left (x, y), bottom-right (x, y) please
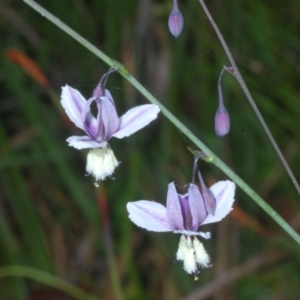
top-left (127, 201), bottom-right (172, 232)
top-left (112, 104), bottom-right (160, 139)
top-left (188, 184), bottom-right (207, 230)
top-left (166, 182), bottom-right (184, 230)
top-left (178, 194), bottom-right (193, 230)
top-left (96, 96), bottom-right (119, 141)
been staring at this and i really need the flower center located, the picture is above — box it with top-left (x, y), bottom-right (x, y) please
top-left (86, 146), bottom-right (119, 183)
top-left (176, 235), bottom-right (211, 275)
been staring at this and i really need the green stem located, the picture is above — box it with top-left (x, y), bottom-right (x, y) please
top-left (21, 0), bottom-right (300, 245)
top-left (0, 265), bottom-right (100, 300)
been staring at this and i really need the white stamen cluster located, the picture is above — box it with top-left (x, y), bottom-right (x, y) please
top-left (176, 235), bottom-right (211, 274)
top-left (86, 146), bottom-right (119, 182)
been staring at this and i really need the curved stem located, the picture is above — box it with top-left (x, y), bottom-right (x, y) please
top-left (98, 68), bottom-right (117, 88)
top-left (198, 0), bottom-right (300, 197)
top-left (218, 66), bottom-right (226, 86)
top-left (0, 265), bottom-right (100, 300)
top-left (21, 0), bottom-right (300, 245)
top-left (217, 67), bottom-right (226, 109)
top-left (192, 150), bottom-right (204, 184)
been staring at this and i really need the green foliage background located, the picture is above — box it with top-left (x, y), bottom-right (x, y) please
top-left (0, 0), bottom-right (300, 299)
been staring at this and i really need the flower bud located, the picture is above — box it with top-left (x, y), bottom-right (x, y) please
top-left (215, 80), bottom-right (230, 136)
top-left (215, 106), bottom-right (230, 137)
top-left (168, 0), bottom-right (184, 38)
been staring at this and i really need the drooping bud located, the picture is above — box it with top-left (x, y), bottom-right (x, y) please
top-left (215, 105), bottom-right (230, 137)
top-left (215, 68), bottom-right (230, 136)
top-left (198, 171), bottom-right (216, 215)
top-left (168, 0), bottom-right (184, 38)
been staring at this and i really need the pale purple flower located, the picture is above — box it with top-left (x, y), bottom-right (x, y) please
top-left (168, 0), bottom-right (184, 38)
top-left (127, 180), bottom-right (235, 275)
top-left (61, 84), bottom-right (160, 182)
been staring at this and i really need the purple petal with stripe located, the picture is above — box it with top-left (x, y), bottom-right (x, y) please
top-left (178, 194), bottom-right (193, 230)
top-left (61, 85), bottom-right (95, 131)
top-left (95, 96), bottom-right (120, 141)
top-left (127, 201), bottom-right (172, 232)
top-left (112, 104), bottom-right (160, 139)
top-left (188, 184), bottom-right (207, 230)
top-left (166, 182), bottom-right (184, 230)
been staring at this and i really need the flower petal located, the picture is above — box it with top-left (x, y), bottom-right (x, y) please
top-left (112, 104), bottom-right (160, 139)
top-left (96, 96), bottom-right (119, 141)
top-left (66, 136), bottom-right (107, 150)
top-left (188, 184), bottom-right (207, 230)
top-left (198, 171), bottom-right (216, 215)
top-left (201, 181), bottom-right (235, 225)
top-left (104, 89), bottom-right (116, 107)
top-left (81, 96), bottom-right (99, 139)
top-left (166, 182), bottom-right (184, 230)
top-left (127, 201), bottom-right (172, 232)
top-left (61, 85), bottom-right (95, 130)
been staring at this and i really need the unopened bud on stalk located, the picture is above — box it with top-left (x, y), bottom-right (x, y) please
top-left (215, 68), bottom-right (230, 136)
top-left (168, 0), bottom-right (184, 38)
top-left (215, 106), bottom-right (230, 137)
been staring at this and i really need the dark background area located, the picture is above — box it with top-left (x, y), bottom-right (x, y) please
top-left (0, 0), bottom-right (300, 299)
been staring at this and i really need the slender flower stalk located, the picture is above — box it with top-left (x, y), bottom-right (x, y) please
top-left (168, 0), bottom-right (184, 38)
top-left (215, 67), bottom-right (230, 136)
